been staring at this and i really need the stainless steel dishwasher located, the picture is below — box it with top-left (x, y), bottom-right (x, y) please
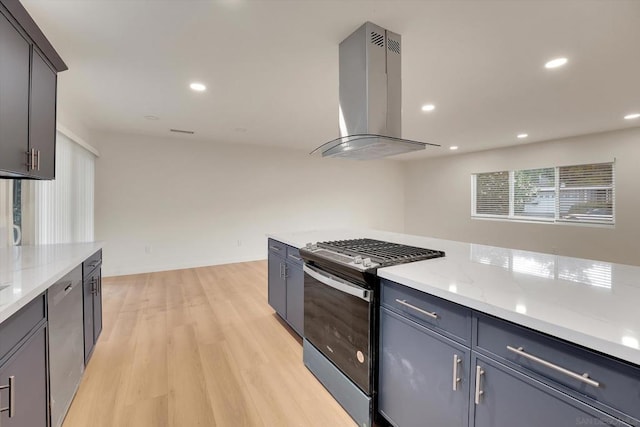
top-left (48, 265), bottom-right (85, 427)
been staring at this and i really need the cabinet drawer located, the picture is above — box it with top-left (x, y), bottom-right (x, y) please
top-left (286, 246), bottom-right (303, 265)
top-left (83, 249), bottom-right (102, 278)
top-left (267, 239), bottom-right (286, 257)
top-left (475, 313), bottom-right (640, 424)
top-left (381, 279), bottom-right (472, 345)
top-left (0, 294), bottom-right (46, 363)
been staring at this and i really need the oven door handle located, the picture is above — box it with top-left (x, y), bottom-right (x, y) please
top-left (303, 264), bottom-right (372, 302)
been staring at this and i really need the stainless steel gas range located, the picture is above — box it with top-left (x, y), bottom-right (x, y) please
top-left (299, 238), bottom-right (445, 427)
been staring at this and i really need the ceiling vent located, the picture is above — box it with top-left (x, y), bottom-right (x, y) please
top-left (170, 129), bottom-right (195, 135)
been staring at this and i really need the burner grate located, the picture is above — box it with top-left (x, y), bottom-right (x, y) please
top-left (317, 238), bottom-right (444, 266)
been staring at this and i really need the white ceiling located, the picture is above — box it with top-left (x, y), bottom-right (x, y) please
top-left (22, 0), bottom-right (640, 159)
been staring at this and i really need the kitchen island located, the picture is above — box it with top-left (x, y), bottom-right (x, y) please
top-left (267, 229), bottom-right (640, 427)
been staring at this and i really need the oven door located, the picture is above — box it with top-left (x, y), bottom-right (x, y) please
top-left (303, 263), bottom-right (372, 394)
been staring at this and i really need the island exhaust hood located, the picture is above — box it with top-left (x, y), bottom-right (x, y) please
top-left (311, 22), bottom-right (440, 160)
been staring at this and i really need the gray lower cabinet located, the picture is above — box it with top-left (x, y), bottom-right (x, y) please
top-left (82, 259), bottom-right (103, 363)
top-left (284, 256), bottom-right (304, 335)
top-left (379, 307), bottom-right (470, 427)
top-left (0, 320), bottom-right (48, 427)
top-left (379, 279), bottom-right (638, 427)
top-left (267, 239), bottom-right (303, 336)
top-left (268, 249), bottom-right (287, 317)
top-left (471, 354), bottom-right (631, 427)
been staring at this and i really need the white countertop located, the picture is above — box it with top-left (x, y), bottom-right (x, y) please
top-left (0, 242), bottom-right (103, 324)
top-left (267, 229), bottom-right (640, 365)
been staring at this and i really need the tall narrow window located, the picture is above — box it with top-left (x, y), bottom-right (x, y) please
top-left (21, 131), bottom-right (95, 244)
top-left (513, 167), bottom-right (555, 219)
top-left (474, 171), bottom-right (509, 216)
top-left (558, 163), bottom-right (614, 224)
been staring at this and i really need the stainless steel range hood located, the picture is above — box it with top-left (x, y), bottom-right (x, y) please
top-left (312, 22), bottom-right (440, 160)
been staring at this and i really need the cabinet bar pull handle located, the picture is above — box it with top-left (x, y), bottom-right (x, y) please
top-left (279, 263), bottom-right (283, 278)
top-left (288, 254), bottom-right (302, 262)
top-left (270, 245), bottom-right (282, 251)
top-left (0, 376), bottom-right (16, 419)
top-left (26, 149), bottom-right (35, 170)
top-left (452, 354), bottom-right (461, 391)
top-left (395, 299), bottom-right (438, 319)
top-left (474, 366), bottom-right (484, 404)
top-left (36, 150), bottom-right (40, 171)
top-left (283, 264), bottom-right (288, 279)
top-left (506, 346), bottom-right (600, 388)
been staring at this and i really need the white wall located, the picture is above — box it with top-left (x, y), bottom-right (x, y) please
top-left (404, 127), bottom-right (640, 266)
top-left (95, 132), bottom-right (405, 276)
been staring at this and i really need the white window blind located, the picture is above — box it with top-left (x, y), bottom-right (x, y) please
top-left (472, 162), bottom-right (614, 225)
top-left (513, 167), bottom-right (555, 219)
top-left (558, 163), bottom-right (614, 224)
top-left (474, 171), bottom-right (509, 216)
top-left (22, 131), bottom-right (95, 244)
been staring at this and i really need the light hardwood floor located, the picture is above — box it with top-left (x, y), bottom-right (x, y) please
top-left (63, 261), bottom-right (356, 427)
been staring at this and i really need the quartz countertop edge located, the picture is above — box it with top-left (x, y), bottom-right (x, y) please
top-left (267, 230), bottom-right (640, 366)
top-left (0, 242), bottom-right (103, 324)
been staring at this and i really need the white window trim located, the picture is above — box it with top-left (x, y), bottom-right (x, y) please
top-left (471, 162), bottom-right (615, 226)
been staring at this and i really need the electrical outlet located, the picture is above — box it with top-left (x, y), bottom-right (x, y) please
top-left (145, 245), bottom-right (152, 254)
top-left (237, 240), bottom-right (242, 247)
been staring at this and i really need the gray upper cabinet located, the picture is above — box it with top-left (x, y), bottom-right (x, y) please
top-left (0, 1), bottom-right (66, 180)
top-left (0, 10), bottom-right (30, 177)
top-left (29, 49), bottom-right (57, 179)
top-left (379, 307), bottom-right (470, 427)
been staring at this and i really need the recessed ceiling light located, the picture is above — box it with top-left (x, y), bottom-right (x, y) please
top-left (517, 133), bottom-right (528, 139)
top-left (544, 57), bottom-right (568, 69)
top-left (421, 104), bottom-right (435, 112)
top-left (624, 113), bottom-right (640, 120)
top-left (189, 82), bottom-right (206, 92)
top-left (449, 146), bottom-right (458, 150)
top-left (144, 115), bottom-right (159, 120)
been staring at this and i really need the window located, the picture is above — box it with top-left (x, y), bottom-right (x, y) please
top-left (21, 131), bottom-right (95, 244)
top-left (472, 162), bottom-right (614, 225)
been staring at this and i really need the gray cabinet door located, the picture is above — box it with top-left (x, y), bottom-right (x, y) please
top-left (285, 260), bottom-right (303, 336)
top-left (92, 269), bottom-right (103, 342)
top-left (471, 354), bottom-right (630, 427)
top-left (0, 325), bottom-right (48, 427)
top-left (29, 49), bottom-right (57, 179)
top-left (379, 307), bottom-right (470, 427)
top-left (0, 11), bottom-right (30, 176)
top-left (83, 275), bottom-right (96, 362)
top-left (268, 252), bottom-right (286, 318)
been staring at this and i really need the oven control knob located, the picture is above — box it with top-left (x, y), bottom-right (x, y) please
top-left (362, 258), bottom-right (372, 267)
top-left (354, 256), bottom-right (363, 264)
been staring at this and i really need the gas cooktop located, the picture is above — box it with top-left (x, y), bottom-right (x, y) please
top-left (300, 238), bottom-right (445, 271)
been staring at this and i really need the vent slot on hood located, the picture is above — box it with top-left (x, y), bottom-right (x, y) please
top-left (370, 31), bottom-right (384, 47)
top-left (387, 38), bottom-right (400, 54)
